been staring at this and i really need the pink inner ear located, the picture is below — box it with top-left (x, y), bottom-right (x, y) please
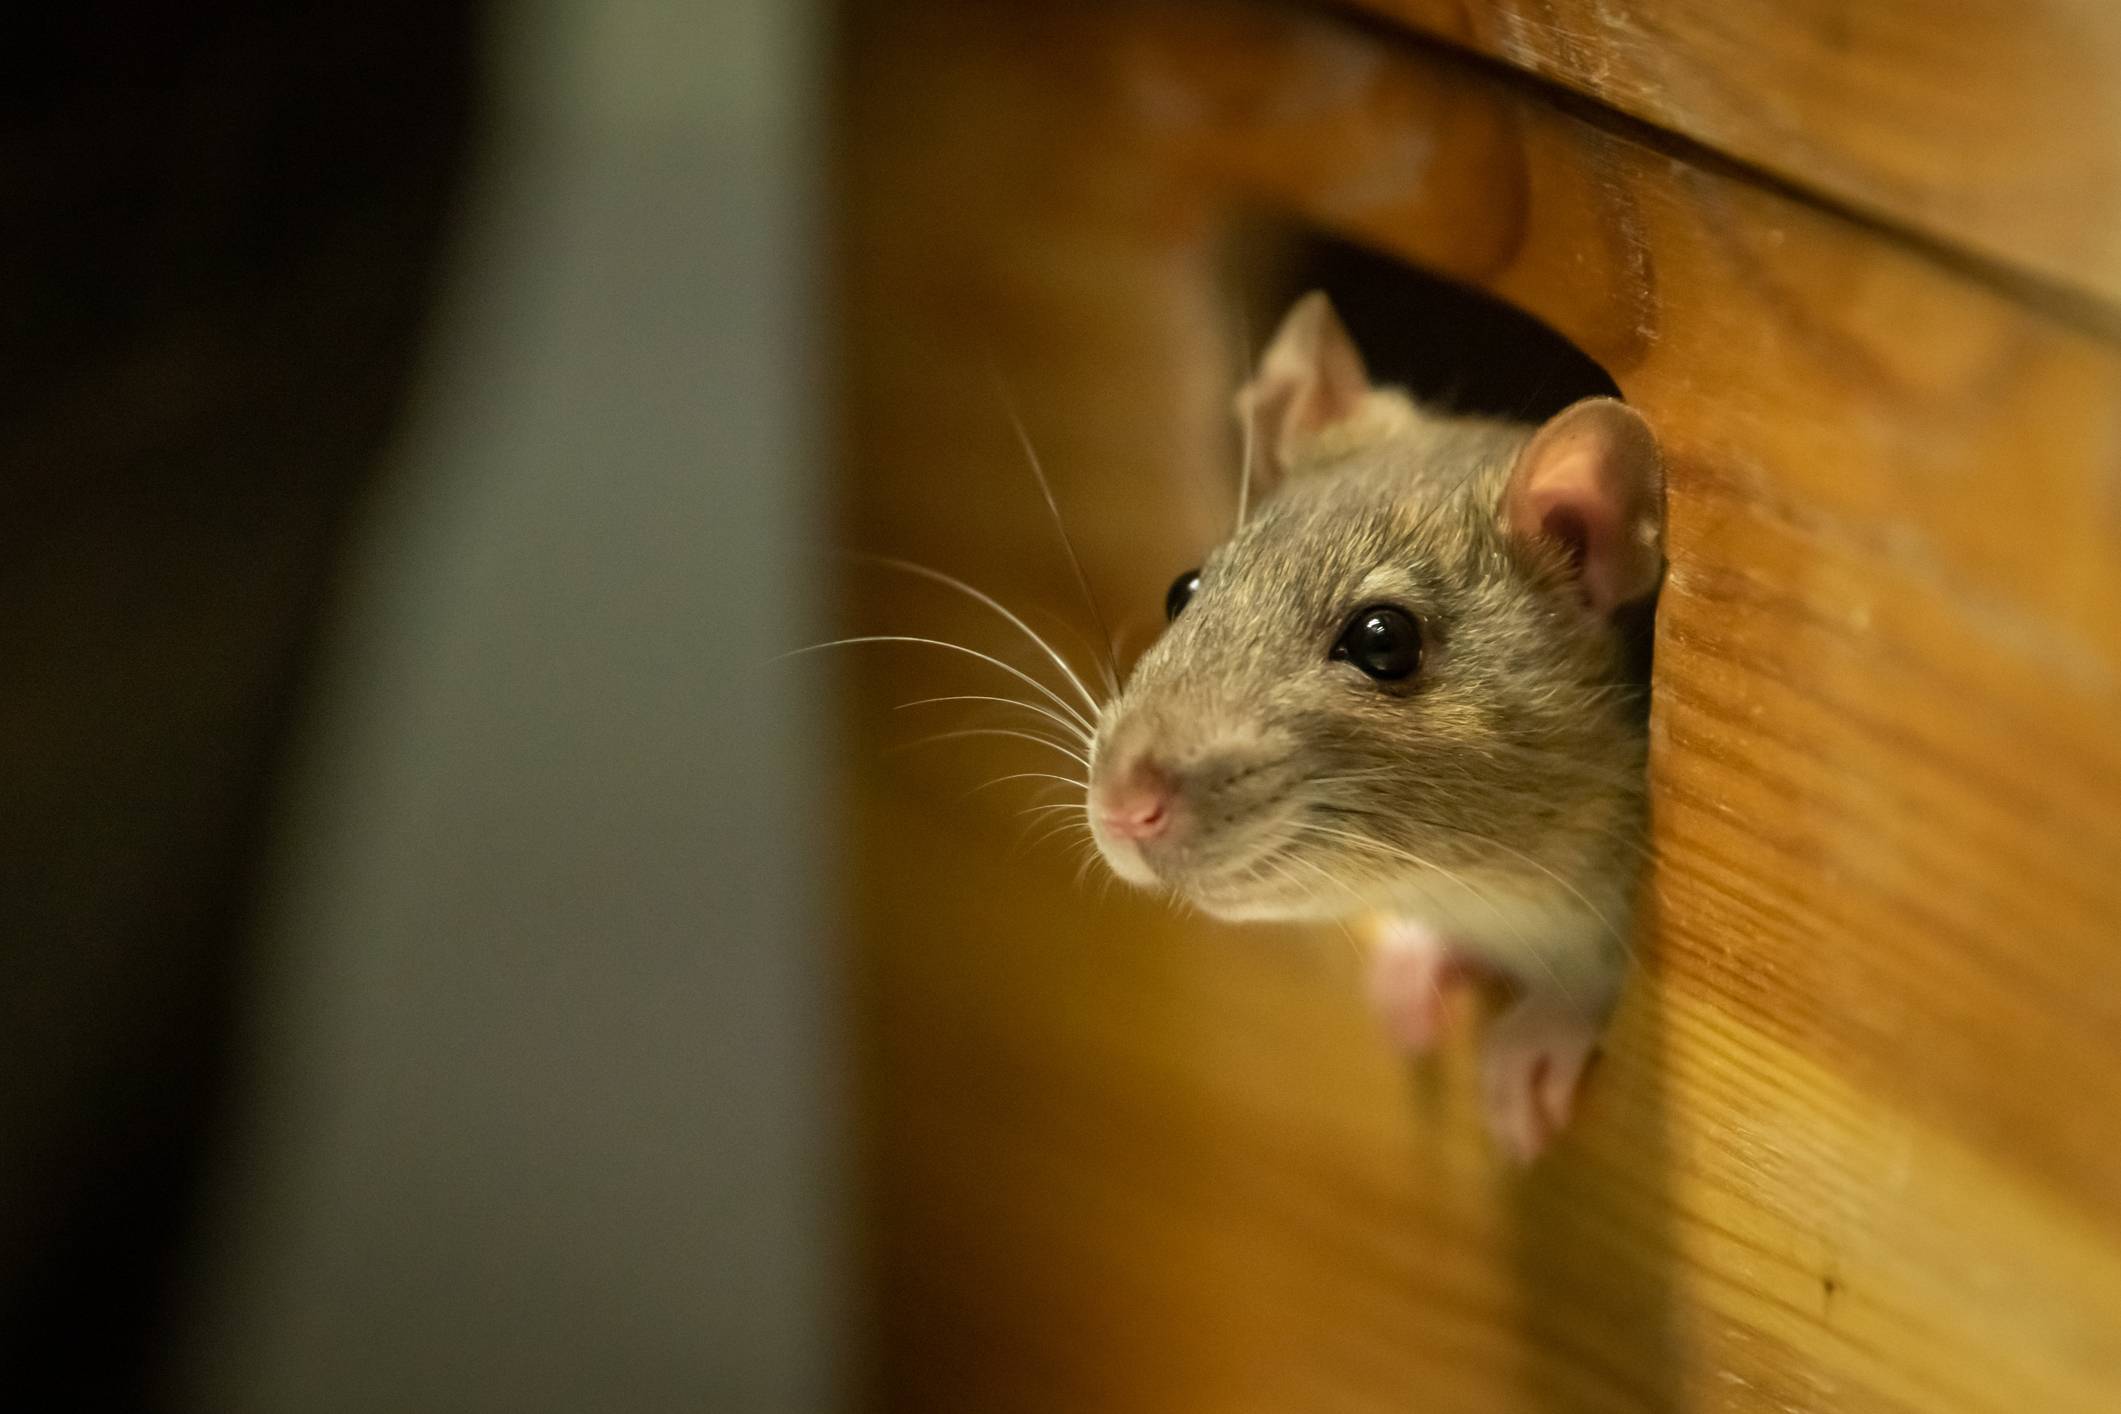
top-left (1534, 485), bottom-right (1617, 608)
top-left (1539, 503), bottom-right (1591, 570)
top-left (1238, 292), bottom-right (1372, 487)
top-left (1513, 438), bottom-right (1636, 614)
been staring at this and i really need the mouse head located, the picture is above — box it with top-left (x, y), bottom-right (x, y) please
top-left (1086, 292), bottom-right (1663, 919)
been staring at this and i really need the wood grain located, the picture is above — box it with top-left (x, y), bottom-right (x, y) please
top-left (835, 2), bottom-right (2121, 1409)
top-left (1344, 0), bottom-right (2121, 314)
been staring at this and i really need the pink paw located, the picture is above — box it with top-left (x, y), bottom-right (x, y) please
top-left (1366, 921), bottom-right (1469, 1055)
top-left (1480, 1001), bottom-right (1603, 1162)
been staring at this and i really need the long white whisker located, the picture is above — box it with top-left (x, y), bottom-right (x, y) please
top-left (1230, 294), bottom-right (1257, 533)
top-left (1253, 856), bottom-right (1309, 909)
top-left (904, 726), bottom-right (1090, 770)
top-left (987, 374), bottom-right (1122, 696)
top-left (1026, 826), bottom-right (1093, 853)
top-left (1305, 767), bottom-right (1408, 787)
top-left (1331, 800), bottom-right (1636, 961)
top-left (855, 553), bottom-right (1105, 717)
top-left (1027, 607), bottom-right (1123, 706)
top-left (894, 693), bottom-right (1090, 745)
top-left (1408, 816), bottom-right (1633, 962)
top-left (965, 770), bottom-right (1086, 798)
top-left (782, 635), bottom-right (1092, 733)
top-left (1291, 820), bottom-right (1580, 1009)
top-left (1281, 851), bottom-right (1350, 915)
top-left (1017, 801), bottom-right (1089, 820)
top-left (1022, 814), bottom-right (1093, 855)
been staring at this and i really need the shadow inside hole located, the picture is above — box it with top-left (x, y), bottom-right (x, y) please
top-left (1260, 232), bottom-right (1620, 420)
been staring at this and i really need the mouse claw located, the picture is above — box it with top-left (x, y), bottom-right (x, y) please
top-left (1366, 920), bottom-right (1466, 1055)
top-left (1480, 1000), bottom-right (1602, 1162)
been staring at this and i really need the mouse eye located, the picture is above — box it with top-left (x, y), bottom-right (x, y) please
top-left (1333, 606), bottom-right (1423, 681)
top-left (1165, 568), bottom-right (1201, 621)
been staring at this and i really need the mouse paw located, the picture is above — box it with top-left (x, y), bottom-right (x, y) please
top-left (1366, 920), bottom-right (1469, 1055)
top-left (1480, 1000), bottom-right (1603, 1162)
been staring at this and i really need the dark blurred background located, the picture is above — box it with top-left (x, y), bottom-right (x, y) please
top-left (3, 3), bottom-right (840, 1408)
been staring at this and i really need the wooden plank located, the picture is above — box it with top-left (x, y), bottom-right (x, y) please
top-left (1343, 0), bottom-right (2121, 315)
top-left (837, 2), bottom-right (2121, 1410)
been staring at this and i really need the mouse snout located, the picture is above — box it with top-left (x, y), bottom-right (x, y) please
top-left (1088, 704), bottom-right (1295, 899)
top-left (1091, 756), bottom-right (1178, 842)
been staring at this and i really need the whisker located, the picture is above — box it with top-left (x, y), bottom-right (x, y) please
top-left (1235, 330), bottom-right (1258, 532)
top-left (1402, 814), bottom-right (1634, 962)
top-left (1317, 746), bottom-right (1658, 865)
top-left (971, 767), bottom-right (1085, 801)
top-left (1223, 289), bottom-right (1259, 534)
top-left (987, 372), bottom-right (1122, 696)
top-left (1017, 801), bottom-right (1089, 820)
top-left (1253, 856), bottom-right (1308, 909)
top-left (1305, 767), bottom-right (1409, 788)
top-left (1330, 743), bottom-right (1648, 798)
top-left (903, 726), bottom-right (1091, 770)
top-left (1026, 604), bottom-right (1123, 708)
top-left (782, 634), bottom-right (1092, 734)
top-left (1289, 819), bottom-right (1581, 1009)
top-left (1110, 614), bottom-right (1159, 669)
top-left (1024, 816), bottom-right (1093, 855)
top-left (853, 553), bottom-right (1106, 717)
top-left (1325, 798), bottom-right (1638, 960)
top-left (1281, 851), bottom-right (1351, 915)
top-left (965, 770), bottom-right (1086, 798)
top-left (895, 692), bottom-right (1090, 745)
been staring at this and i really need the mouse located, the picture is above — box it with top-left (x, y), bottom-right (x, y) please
top-left (1085, 290), bottom-right (1664, 1160)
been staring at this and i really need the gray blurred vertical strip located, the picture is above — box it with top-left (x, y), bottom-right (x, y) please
top-left (178, 2), bottom-right (840, 1410)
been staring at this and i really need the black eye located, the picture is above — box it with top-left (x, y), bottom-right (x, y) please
top-left (1333, 606), bottom-right (1423, 681)
top-left (1165, 568), bottom-right (1201, 621)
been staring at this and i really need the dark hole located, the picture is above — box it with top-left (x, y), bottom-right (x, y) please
top-left (1243, 229), bottom-right (1621, 420)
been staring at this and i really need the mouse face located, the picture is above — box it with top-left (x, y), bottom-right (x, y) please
top-left (1089, 458), bottom-right (1633, 920)
top-left (1085, 293), bottom-right (1662, 928)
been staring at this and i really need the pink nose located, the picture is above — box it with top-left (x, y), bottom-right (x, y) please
top-left (1096, 759), bottom-right (1177, 842)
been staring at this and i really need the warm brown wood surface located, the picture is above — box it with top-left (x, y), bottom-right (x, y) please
top-left (835, 2), bottom-right (2121, 1410)
top-left (1344, 0), bottom-right (2121, 314)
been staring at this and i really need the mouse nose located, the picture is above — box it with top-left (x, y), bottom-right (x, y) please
top-left (1094, 758), bottom-right (1178, 842)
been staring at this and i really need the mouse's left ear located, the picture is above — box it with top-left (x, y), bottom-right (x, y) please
top-left (1234, 291), bottom-right (1372, 495)
top-left (1501, 397), bottom-right (1665, 616)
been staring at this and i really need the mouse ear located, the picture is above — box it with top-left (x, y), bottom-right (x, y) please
top-left (1500, 397), bottom-right (1665, 616)
top-left (1234, 291), bottom-right (1371, 495)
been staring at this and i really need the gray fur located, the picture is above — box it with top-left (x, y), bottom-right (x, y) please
top-left (1088, 390), bottom-right (1654, 1010)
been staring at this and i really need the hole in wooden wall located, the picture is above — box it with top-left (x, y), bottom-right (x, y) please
top-left (1247, 230), bottom-right (1621, 420)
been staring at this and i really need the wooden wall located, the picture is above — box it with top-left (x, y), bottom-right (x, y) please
top-left (833, 2), bottom-right (2121, 1409)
